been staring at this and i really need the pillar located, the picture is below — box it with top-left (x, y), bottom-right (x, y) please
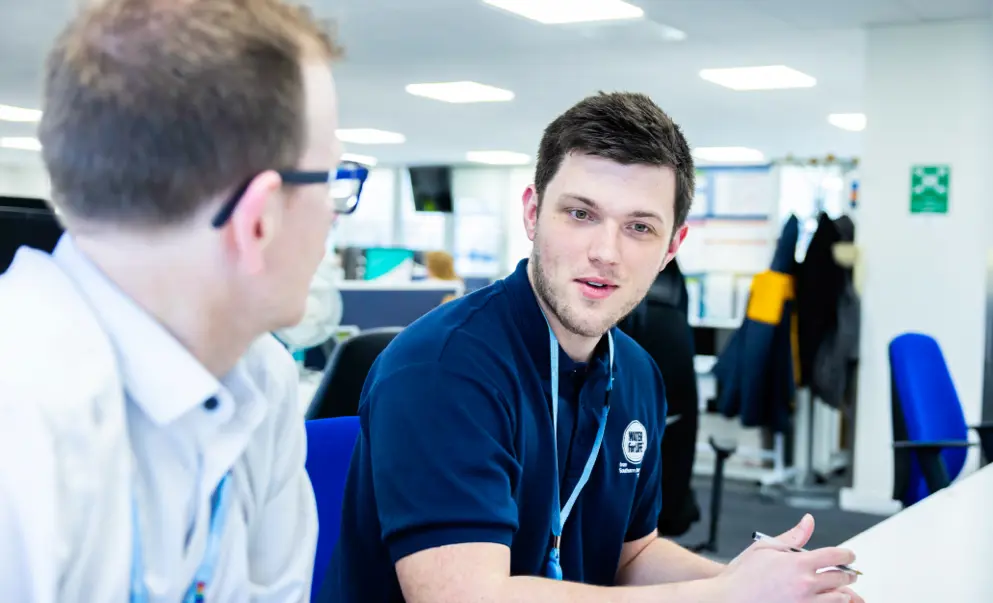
top-left (840, 18), bottom-right (993, 514)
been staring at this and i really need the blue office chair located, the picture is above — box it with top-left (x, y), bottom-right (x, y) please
top-left (305, 416), bottom-right (360, 601)
top-left (889, 333), bottom-right (993, 507)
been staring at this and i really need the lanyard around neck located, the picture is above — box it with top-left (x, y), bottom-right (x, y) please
top-left (130, 473), bottom-right (232, 603)
top-left (545, 326), bottom-right (614, 580)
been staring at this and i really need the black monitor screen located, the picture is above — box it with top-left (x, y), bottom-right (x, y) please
top-left (408, 166), bottom-right (453, 213)
top-left (0, 197), bottom-right (63, 273)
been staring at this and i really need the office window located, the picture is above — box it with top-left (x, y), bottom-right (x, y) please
top-left (452, 168), bottom-right (507, 277)
top-left (503, 167), bottom-right (534, 273)
top-left (399, 168), bottom-right (447, 251)
top-left (335, 167), bottom-right (395, 249)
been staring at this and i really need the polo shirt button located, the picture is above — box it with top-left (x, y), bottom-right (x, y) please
top-left (203, 396), bottom-right (219, 411)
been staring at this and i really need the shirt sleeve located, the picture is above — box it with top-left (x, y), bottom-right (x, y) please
top-left (365, 362), bottom-right (522, 563)
top-left (0, 398), bottom-right (59, 603)
top-left (624, 364), bottom-right (667, 542)
top-left (247, 339), bottom-right (319, 603)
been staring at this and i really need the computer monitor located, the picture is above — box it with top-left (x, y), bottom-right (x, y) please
top-left (408, 166), bottom-right (453, 213)
top-left (0, 197), bottom-right (63, 273)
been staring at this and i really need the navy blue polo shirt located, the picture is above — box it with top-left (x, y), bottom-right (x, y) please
top-left (320, 259), bottom-right (668, 602)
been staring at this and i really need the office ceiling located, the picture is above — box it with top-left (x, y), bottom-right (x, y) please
top-left (0, 0), bottom-right (988, 168)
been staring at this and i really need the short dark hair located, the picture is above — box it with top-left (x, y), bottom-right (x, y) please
top-left (39, 0), bottom-right (342, 227)
top-left (534, 91), bottom-right (695, 230)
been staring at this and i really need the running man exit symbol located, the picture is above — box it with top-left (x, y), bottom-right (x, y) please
top-left (910, 165), bottom-right (950, 214)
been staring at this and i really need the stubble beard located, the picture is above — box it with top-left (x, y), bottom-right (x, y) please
top-left (531, 243), bottom-right (633, 338)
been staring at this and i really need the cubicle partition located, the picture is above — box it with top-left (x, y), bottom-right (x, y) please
top-left (338, 280), bottom-right (465, 331)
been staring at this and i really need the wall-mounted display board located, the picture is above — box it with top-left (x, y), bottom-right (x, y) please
top-left (679, 165), bottom-right (777, 322)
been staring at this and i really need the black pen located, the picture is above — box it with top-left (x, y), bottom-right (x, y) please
top-left (752, 531), bottom-right (863, 576)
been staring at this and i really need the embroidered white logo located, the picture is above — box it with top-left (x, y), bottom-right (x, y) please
top-left (618, 420), bottom-right (647, 475)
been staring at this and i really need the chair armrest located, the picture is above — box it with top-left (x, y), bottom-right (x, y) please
top-left (968, 423), bottom-right (993, 464)
top-left (892, 440), bottom-right (974, 449)
top-left (892, 440), bottom-right (973, 494)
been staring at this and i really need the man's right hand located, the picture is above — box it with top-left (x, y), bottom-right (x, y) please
top-left (716, 515), bottom-right (863, 603)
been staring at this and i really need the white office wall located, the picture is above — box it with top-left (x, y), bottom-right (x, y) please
top-left (841, 18), bottom-right (993, 514)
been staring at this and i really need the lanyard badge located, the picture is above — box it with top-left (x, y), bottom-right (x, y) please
top-left (544, 326), bottom-right (614, 580)
top-left (130, 473), bottom-right (233, 603)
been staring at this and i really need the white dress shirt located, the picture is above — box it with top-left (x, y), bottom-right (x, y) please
top-left (0, 236), bottom-right (318, 602)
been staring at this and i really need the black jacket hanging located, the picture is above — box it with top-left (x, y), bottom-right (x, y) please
top-left (795, 213), bottom-right (844, 387)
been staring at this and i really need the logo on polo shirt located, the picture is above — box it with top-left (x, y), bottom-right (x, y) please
top-left (621, 420), bottom-right (647, 465)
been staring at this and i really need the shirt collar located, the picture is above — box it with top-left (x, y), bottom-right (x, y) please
top-left (502, 258), bottom-right (611, 382)
top-left (51, 234), bottom-right (222, 425)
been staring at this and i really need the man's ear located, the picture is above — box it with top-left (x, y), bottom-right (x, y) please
top-left (522, 185), bottom-right (539, 242)
top-left (227, 170), bottom-right (283, 275)
top-left (660, 223), bottom-right (689, 272)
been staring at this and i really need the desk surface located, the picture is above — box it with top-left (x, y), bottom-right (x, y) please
top-left (843, 465), bottom-right (993, 601)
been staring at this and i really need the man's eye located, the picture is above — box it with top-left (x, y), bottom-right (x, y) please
top-left (570, 209), bottom-right (589, 220)
top-left (632, 223), bottom-right (651, 234)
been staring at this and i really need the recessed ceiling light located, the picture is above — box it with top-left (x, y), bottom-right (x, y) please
top-left (656, 24), bottom-right (687, 42)
top-left (692, 146), bottom-right (765, 163)
top-left (466, 150), bottom-right (531, 165)
top-left (699, 65), bottom-right (816, 91)
top-left (405, 81), bottom-right (514, 104)
top-left (828, 113), bottom-right (867, 132)
top-left (0, 104), bottom-right (42, 122)
top-left (483, 0), bottom-right (644, 25)
top-left (336, 129), bottom-right (406, 145)
top-left (341, 152), bottom-right (378, 167)
top-left (0, 136), bottom-right (42, 151)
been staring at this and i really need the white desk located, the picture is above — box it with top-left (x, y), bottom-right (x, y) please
top-left (844, 465), bottom-right (993, 601)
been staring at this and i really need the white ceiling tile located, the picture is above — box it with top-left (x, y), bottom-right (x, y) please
top-left (902, 0), bottom-right (991, 20)
top-left (749, 0), bottom-right (918, 29)
top-left (7, 0), bottom-right (984, 167)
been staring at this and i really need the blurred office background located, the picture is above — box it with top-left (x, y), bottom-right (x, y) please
top-left (2, 0), bottom-right (992, 559)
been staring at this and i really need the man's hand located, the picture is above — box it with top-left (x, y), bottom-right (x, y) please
top-left (717, 514), bottom-right (864, 603)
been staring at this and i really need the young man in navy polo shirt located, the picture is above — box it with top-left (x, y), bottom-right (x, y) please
top-left (322, 93), bottom-right (862, 603)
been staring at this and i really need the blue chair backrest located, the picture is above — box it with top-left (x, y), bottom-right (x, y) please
top-left (889, 333), bottom-right (969, 505)
top-left (305, 416), bottom-right (360, 601)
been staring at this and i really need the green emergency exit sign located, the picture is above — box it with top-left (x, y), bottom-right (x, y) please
top-left (910, 165), bottom-right (950, 214)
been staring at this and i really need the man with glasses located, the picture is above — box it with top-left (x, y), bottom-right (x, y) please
top-left (0, 1), bottom-right (361, 601)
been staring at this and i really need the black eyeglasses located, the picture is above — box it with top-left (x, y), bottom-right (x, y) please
top-left (211, 160), bottom-right (370, 228)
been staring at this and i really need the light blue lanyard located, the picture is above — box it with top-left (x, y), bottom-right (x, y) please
top-left (544, 327), bottom-right (614, 581)
top-left (130, 473), bottom-right (232, 603)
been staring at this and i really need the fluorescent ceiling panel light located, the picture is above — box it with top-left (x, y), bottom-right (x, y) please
top-left (341, 152), bottom-right (378, 167)
top-left (466, 150), bottom-right (531, 165)
top-left (699, 65), bottom-right (816, 91)
top-left (692, 146), bottom-right (765, 163)
top-left (0, 136), bottom-right (42, 151)
top-left (828, 113), bottom-right (866, 132)
top-left (657, 24), bottom-right (687, 42)
top-left (336, 129), bottom-right (405, 145)
top-left (405, 81), bottom-right (514, 104)
top-left (483, 0), bottom-right (644, 25)
top-left (0, 104), bottom-right (42, 122)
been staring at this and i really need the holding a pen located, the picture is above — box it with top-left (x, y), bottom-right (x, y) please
top-left (752, 531), bottom-right (863, 576)
top-left (713, 513), bottom-right (864, 603)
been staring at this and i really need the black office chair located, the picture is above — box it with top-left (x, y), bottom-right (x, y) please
top-left (306, 327), bottom-right (403, 420)
top-left (619, 261), bottom-right (703, 538)
top-left (688, 436), bottom-right (738, 555)
top-left (0, 197), bottom-right (63, 273)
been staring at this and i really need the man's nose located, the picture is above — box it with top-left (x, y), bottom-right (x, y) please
top-left (588, 221), bottom-right (621, 266)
